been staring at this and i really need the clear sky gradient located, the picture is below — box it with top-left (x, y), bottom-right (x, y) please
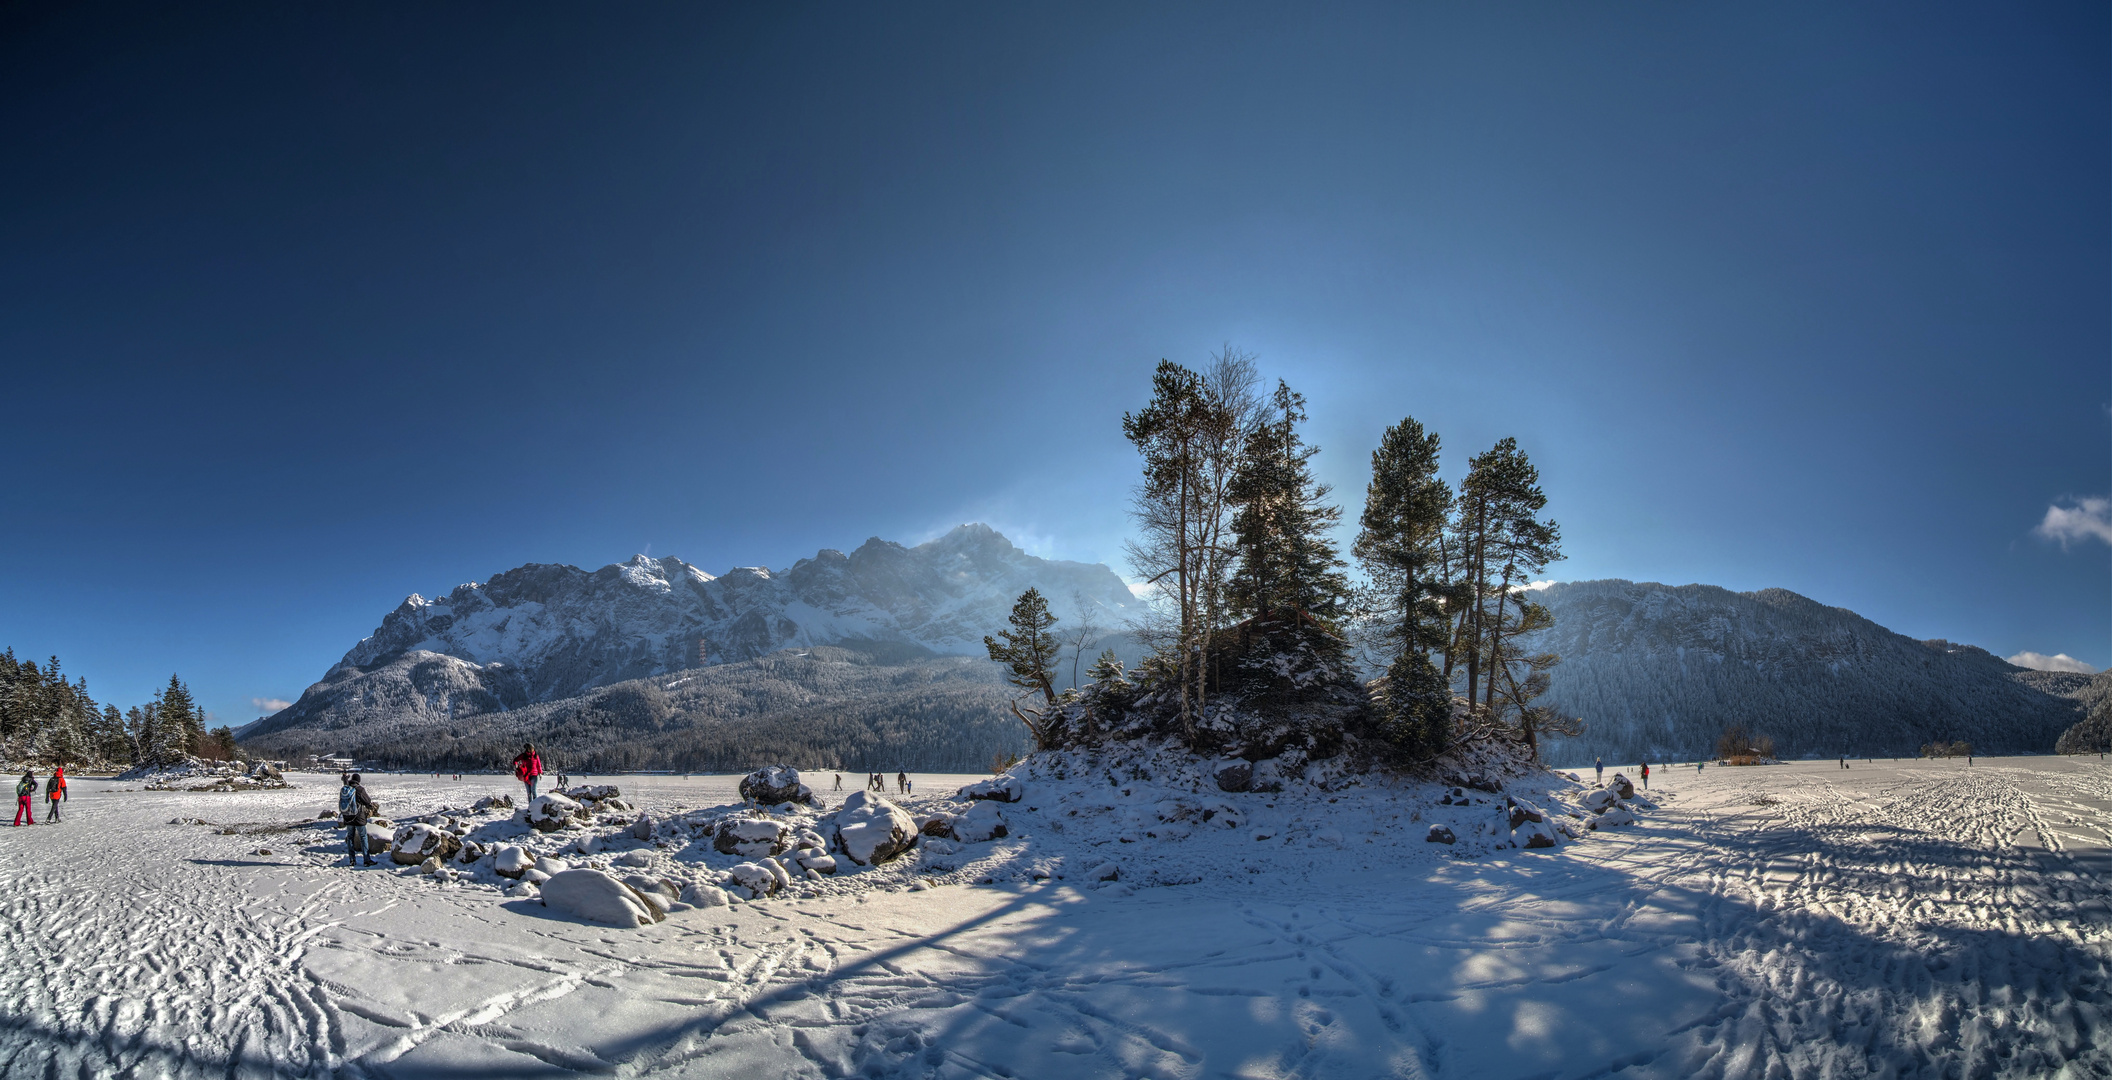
top-left (2, 2), bottom-right (2106, 725)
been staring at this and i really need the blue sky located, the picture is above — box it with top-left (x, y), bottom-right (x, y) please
top-left (1, 2), bottom-right (2105, 724)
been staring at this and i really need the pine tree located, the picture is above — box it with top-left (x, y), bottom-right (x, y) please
top-left (1122, 352), bottom-right (1261, 738)
top-left (1085, 648), bottom-right (1129, 689)
top-left (149, 676), bottom-right (197, 765)
top-left (1353, 416), bottom-right (1456, 757)
top-left (1451, 438), bottom-right (1565, 753)
top-left (984, 588), bottom-right (1063, 748)
top-left (1228, 380), bottom-right (1349, 623)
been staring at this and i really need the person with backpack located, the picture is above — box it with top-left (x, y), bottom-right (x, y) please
top-left (13, 772), bottom-right (34, 826)
top-left (43, 767), bottom-right (66, 823)
top-left (1641, 762), bottom-right (1650, 790)
top-left (896, 771), bottom-right (907, 794)
top-left (339, 773), bottom-right (379, 866)
top-left (512, 743), bottom-right (544, 802)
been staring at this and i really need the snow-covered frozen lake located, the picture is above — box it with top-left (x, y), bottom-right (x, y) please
top-left (2, 757), bottom-right (2107, 1078)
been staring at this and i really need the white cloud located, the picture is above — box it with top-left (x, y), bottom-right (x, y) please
top-left (2035, 496), bottom-right (2112, 548)
top-left (2006, 652), bottom-right (2099, 675)
top-left (252, 697), bottom-right (293, 713)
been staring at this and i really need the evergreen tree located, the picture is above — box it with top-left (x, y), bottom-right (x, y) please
top-left (1228, 380), bottom-right (1349, 623)
top-left (1451, 438), bottom-right (1565, 753)
top-left (1085, 648), bottom-right (1129, 689)
top-left (1122, 352), bottom-right (1261, 737)
top-left (1353, 416), bottom-right (1456, 757)
top-left (148, 676), bottom-right (197, 764)
top-left (984, 588), bottom-right (1063, 748)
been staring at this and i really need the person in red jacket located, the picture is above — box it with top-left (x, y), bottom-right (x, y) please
top-left (512, 743), bottom-right (544, 802)
top-left (44, 766), bottom-right (65, 823)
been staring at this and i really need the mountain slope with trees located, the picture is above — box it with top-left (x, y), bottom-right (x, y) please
top-left (1527, 580), bottom-right (2093, 761)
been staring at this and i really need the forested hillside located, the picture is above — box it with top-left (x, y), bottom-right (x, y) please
top-left (1530, 580), bottom-right (2092, 762)
top-left (240, 644), bottom-right (1028, 773)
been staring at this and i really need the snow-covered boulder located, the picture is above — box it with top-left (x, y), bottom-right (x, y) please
top-left (958, 775), bottom-right (1024, 803)
top-left (1505, 798), bottom-right (1546, 830)
top-left (390, 823), bottom-right (462, 866)
top-left (827, 790), bottom-right (919, 866)
top-left (918, 812), bottom-right (957, 837)
top-left (492, 844), bottom-right (533, 878)
top-left (472, 794), bottom-right (514, 813)
top-left (525, 793), bottom-right (583, 832)
top-left (614, 849), bottom-right (654, 868)
top-left (345, 822), bottom-right (393, 856)
top-left (1426, 824), bottom-right (1456, 844)
top-left (628, 815), bottom-right (656, 840)
top-left (1214, 763), bottom-right (1252, 793)
top-left (1515, 819), bottom-right (1561, 849)
top-left (1593, 807), bottom-right (1637, 829)
top-left (539, 869), bottom-right (664, 927)
top-left (1608, 773), bottom-right (1636, 800)
top-left (727, 861), bottom-right (790, 899)
top-left (795, 850), bottom-right (837, 875)
top-left (1086, 861), bottom-right (1120, 882)
top-left (620, 874), bottom-right (679, 915)
top-left (247, 760), bottom-right (283, 781)
top-left (953, 800), bottom-right (1008, 844)
top-left (1581, 788), bottom-right (1619, 814)
top-left (680, 882), bottom-right (732, 908)
top-left (714, 816), bottom-right (792, 858)
top-left (739, 765), bottom-right (819, 807)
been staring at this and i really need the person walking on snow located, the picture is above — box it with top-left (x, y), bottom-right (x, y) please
top-left (896, 772), bottom-right (907, 794)
top-left (1640, 762), bottom-right (1650, 790)
top-left (43, 767), bottom-right (65, 822)
top-left (12, 772), bottom-right (34, 826)
top-left (1595, 757), bottom-right (1603, 784)
top-left (512, 743), bottom-right (544, 802)
top-left (338, 773), bottom-right (378, 866)
top-left (833, 773), bottom-right (842, 791)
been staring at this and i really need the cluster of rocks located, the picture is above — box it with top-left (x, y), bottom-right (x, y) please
top-left (1424, 771), bottom-right (1650, 848)
top-left (127, 758), bottom-right (292, 792)
top-left (305, 765), bottom-right (1028, 927)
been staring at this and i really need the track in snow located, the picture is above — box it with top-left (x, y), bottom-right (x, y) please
top-left (0, 761), bottom-right (2104, 1078)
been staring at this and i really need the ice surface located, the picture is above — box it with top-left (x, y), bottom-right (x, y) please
top-left (3, 759), bottom-right (2108, 1077)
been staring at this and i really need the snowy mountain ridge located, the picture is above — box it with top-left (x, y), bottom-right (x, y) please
top-left (249, 525), bottom-right (1137, 740)
top-left (1529, 579), bottom-right (2092, 760)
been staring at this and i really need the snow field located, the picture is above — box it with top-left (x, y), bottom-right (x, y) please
top-left (0, 757), bottom-right (2102, 1077)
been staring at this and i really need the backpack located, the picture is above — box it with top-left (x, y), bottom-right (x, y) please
top-left (43, 776), bottom-right (59, 796)
top-left (339, 785), bottom-right (359, 817)
top-left (15, 778), bottom-right (32, 798)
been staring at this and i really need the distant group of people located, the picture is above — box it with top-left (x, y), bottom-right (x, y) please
top-left (1593, 758), bottom-right (1650, 790)
top-left (11, 767), bottom-right (65, 825)
top-left (832, 772), bottom-right (911, 795)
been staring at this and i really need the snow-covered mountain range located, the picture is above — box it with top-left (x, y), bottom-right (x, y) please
top-left (1530, 579), bottom-right (2102, 761)
top-left (246, 525), bottom-right (1137, 743)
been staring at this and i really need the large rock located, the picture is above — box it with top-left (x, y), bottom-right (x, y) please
top-left (828, 790), bottom-right (918, 866)
top-left (353, 822), bottom-right (393, 856)
top-left (1580, 788), bottom-right (1619, 814)
top-left (492, 844), bottom-right (533, 879)
top-left (1504, 798), bottom-right (1546, 830)
top-left (1515, 819), bottom-right (1561, 849)
top-left (1426, 824), bottom-right (1456, 844)
top-left (539, 868), bottom-right (664, 927)
top-left (727, 860), bottom-right (791, 899)
top-left (390, 823), bottom-right (462, 866)
top-left (713, 816), bottom-right (792, 858)
top-left (952, 800), bottom-right (1008, 844)
top-left (1608, 773), bottom-right (1636, 800)
top-left (525, 793), bottom-right (583, 832)
top-left (739, 765), bottom-right (819, 807)
top-left (958, 775), bottom-right (1024, 803)
top-left (1214, 763), bottom-right (1252, 793)
top-left (1593, 807), bottom-right (1638, 828)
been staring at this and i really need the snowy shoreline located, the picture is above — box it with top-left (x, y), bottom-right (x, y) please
top-left (0, 754), bottom-right (2104, 1076)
